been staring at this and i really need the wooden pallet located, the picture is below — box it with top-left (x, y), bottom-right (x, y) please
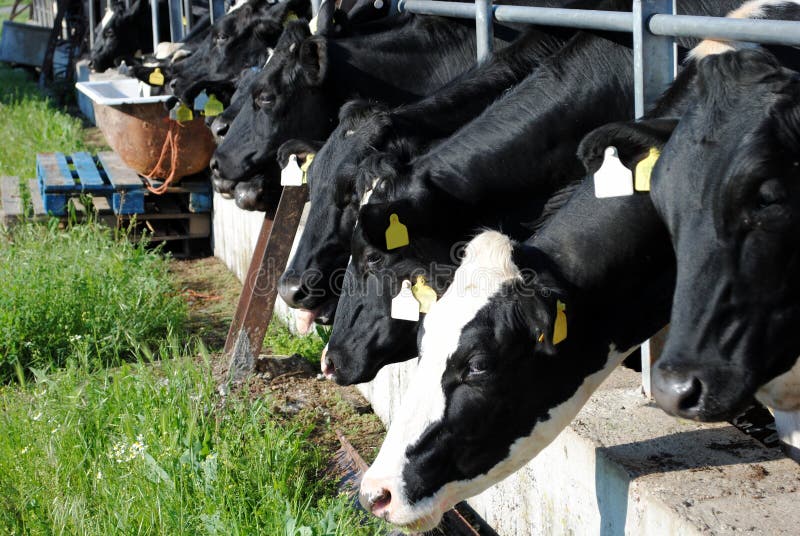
top-left (1, 177), bottom-right (210, 257)
top-left (36, 151), bottom-right (212, 216)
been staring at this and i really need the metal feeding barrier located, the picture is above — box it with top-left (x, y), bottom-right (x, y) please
top-left (219, 0), bottom-right (800, 457)
top-left (390, 0), bottom-right (800, 454)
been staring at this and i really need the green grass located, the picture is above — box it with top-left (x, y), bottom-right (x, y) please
top-left (266, 323), bottom-right (329, 364)
top-left (0, 344), bottom-right (382, 535)
top-left (0, 218), bottom-right (187, 382)
top-left (0, 65), bottom-right (87, 177)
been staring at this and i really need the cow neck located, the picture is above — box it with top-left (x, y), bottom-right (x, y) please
top-left (421, 31), bottom-right (635, 206)
top-left (323, 15), bottom-right (477, 105)
top-left (527, 182), bottom-right (676, 347)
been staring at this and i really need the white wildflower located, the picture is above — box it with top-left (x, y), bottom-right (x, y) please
top-left (31, 412), bottom-right (42, 421)
top-left (96, 470), bottom-right (103, 480)
top-left (20, 445), bottom-right (29, 454)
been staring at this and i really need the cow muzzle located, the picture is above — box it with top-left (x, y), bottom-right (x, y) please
top-left (359, 474), bottom-right (443, 532)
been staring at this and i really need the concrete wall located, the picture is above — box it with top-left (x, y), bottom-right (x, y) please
top-left (360, 364), bottom-right (800, 535)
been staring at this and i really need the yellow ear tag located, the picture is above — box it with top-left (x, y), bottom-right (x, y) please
top-left (553, 300), bottom-right (567, 345)
top-left (148, 67), bottom-right (164, 86)
top-left (411, 276), bottom-right (437, 314)
top-left (175, 103), bottom-right (193, 122)
top-left (634, 147), bottom-right (660, 192)
top-left (385, 213), bottom-right (409, 250)
top-left (299, 153), bottom-right (315, 184)
top-left (283, 10), bottom-right (299, 25)
top-left (204, 94), bottom-right (224, 117)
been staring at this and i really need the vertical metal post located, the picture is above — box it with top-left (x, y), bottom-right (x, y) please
top-left (150, 0), bottom-right (159, 54)
top-left (168, 0), bottom-right (184, 41)
top-left (210, 0), bottom-right (225, 23)
top-left (183, 0), bottom-right (192, 32)
top-left (87, 0), bottom-right (95, 49)
top-left (633, 0), bottom-right (676, 117)
top-left (475, 0), bottom-right (493, 63)
top-left (310, 0), bottom-right (320, 17)
top-left (634, 0), bottom-right (675, 397)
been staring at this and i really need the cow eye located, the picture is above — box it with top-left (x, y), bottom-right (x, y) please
top-left (465, 356), bottom-right (490, 379)
top-left (365, 252), bottom-right (383, 268)
top-left (757, 179), bottom-right (787, 208)
top-left (255, 93), bottom-right (274, 109)
top-left (215, 33), bottom-right (229, 44)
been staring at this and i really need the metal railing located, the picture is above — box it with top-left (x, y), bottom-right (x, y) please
top-left (394, 0), bottom-right (800, 396)
top-left (396, 0), bottom-right (800, 116)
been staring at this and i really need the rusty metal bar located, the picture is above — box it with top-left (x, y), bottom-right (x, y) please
top-left (224, 186), bottom-right (308, 380)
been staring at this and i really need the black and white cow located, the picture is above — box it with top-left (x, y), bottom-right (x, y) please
top-left (584, 49), bottom-right (800, 420)
top-left (208, 13), bottom-right (526, 187)
top-left (90, 0), bottom-right (213, 73)
top-left (357, 175), bottom-right (675, 531)
top-left (168, 0), bottom-right (311, 101)
top-left (276, 22), bottom-right (572, 325)
top-left (90, 0), bottom-right (171, 72)
top-left (322, 0), bottom-right (748, 386)
top-left (575, 0), bottom-right (800, 421)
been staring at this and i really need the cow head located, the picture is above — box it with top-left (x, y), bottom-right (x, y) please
top-left (322, 153), bottom-right (465, 384)
top-left (358, 231), bottom-right (627, 531)
top-left (170, 0), bottom-right (305, 99)
top-left (210, 20), bottom-right (337, 184)
top-left (277, 100), bottom-right (403, 323)
top-left (90, 0), bottom-right (149, 72)
top-left (586, 49), bottom-right (800, 421)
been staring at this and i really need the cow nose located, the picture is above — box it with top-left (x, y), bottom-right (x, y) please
top-left (209, 157), bottom-right (220, 172)
top-left (278, 272), bottom-right (305, 307)
top-left (359, 480), bottom-right (393, 518)
top-left (168, 78), bottom-right (178, 92)
top-left (652, 365), bottom-right (704, 418)
top-left (212, 119), bottom-right (229, 139)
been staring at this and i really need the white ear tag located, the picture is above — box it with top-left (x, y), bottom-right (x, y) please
top-left (101, 9), bottom-right (114, 29)
top-left (593, 146), bottom-right (633, 198)
top-left (281, 154), bottom-right (304, 186)
top-left (391, 280), bottom-right (420, 322)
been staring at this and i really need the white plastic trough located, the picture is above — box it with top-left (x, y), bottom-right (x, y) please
top-left (75, 78), bottom-right (172, 106)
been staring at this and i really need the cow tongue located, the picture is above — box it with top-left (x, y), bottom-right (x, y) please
top-left (295, 309), bottom-right (317, 335)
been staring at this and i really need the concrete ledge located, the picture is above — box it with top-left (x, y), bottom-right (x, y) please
top-left (359, 364), bottom-right (800, 535)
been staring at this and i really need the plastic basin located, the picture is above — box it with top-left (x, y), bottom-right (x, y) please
top-left (76, 79), bottom-right (215, 181)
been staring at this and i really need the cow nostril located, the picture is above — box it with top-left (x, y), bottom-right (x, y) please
top-left (653, 366), bottom-right (705, 418)
top-left (678, 377), bottom-right (703, 412)
top-left (213, 120), bottom-right (229, 138)
top-left (168, 78), bottom-right (178, 91)
top-left (209, 157), bottom-right (219, 172)
top-left (368, 488), bottom-right (391, 515)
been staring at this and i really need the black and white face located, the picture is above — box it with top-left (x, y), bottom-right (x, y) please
top-left (647, 50), bottom-right (800, 421)
top-left (359, 231), bottom-right (629, 531)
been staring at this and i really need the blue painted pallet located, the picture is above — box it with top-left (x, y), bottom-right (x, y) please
top-left (36, 151), bottom-right (144, 215)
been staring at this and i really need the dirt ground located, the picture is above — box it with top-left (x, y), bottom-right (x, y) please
top-left (170, 255), bottom-right (386, 462)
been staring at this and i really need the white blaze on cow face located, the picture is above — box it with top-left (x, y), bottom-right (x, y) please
top-left (360, 230), bottom-right (633, 531)
top-left (360, 231), bottom-right (521, 529)
top-left (100, 8), bottom-right (114, 29)
top-left (689, 0), bottom-right (800, 59)
top-left (756, 357), bottom-right (800, 411)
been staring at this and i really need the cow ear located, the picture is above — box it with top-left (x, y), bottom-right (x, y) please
top-left (358, 200), bottom-right (423, 252)
top-left (276, 139), bottom-right (323, 168)
top-left (578, 118), bottom-right (678, 173)
top-left (299, 37), bottom-right (327, 86)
